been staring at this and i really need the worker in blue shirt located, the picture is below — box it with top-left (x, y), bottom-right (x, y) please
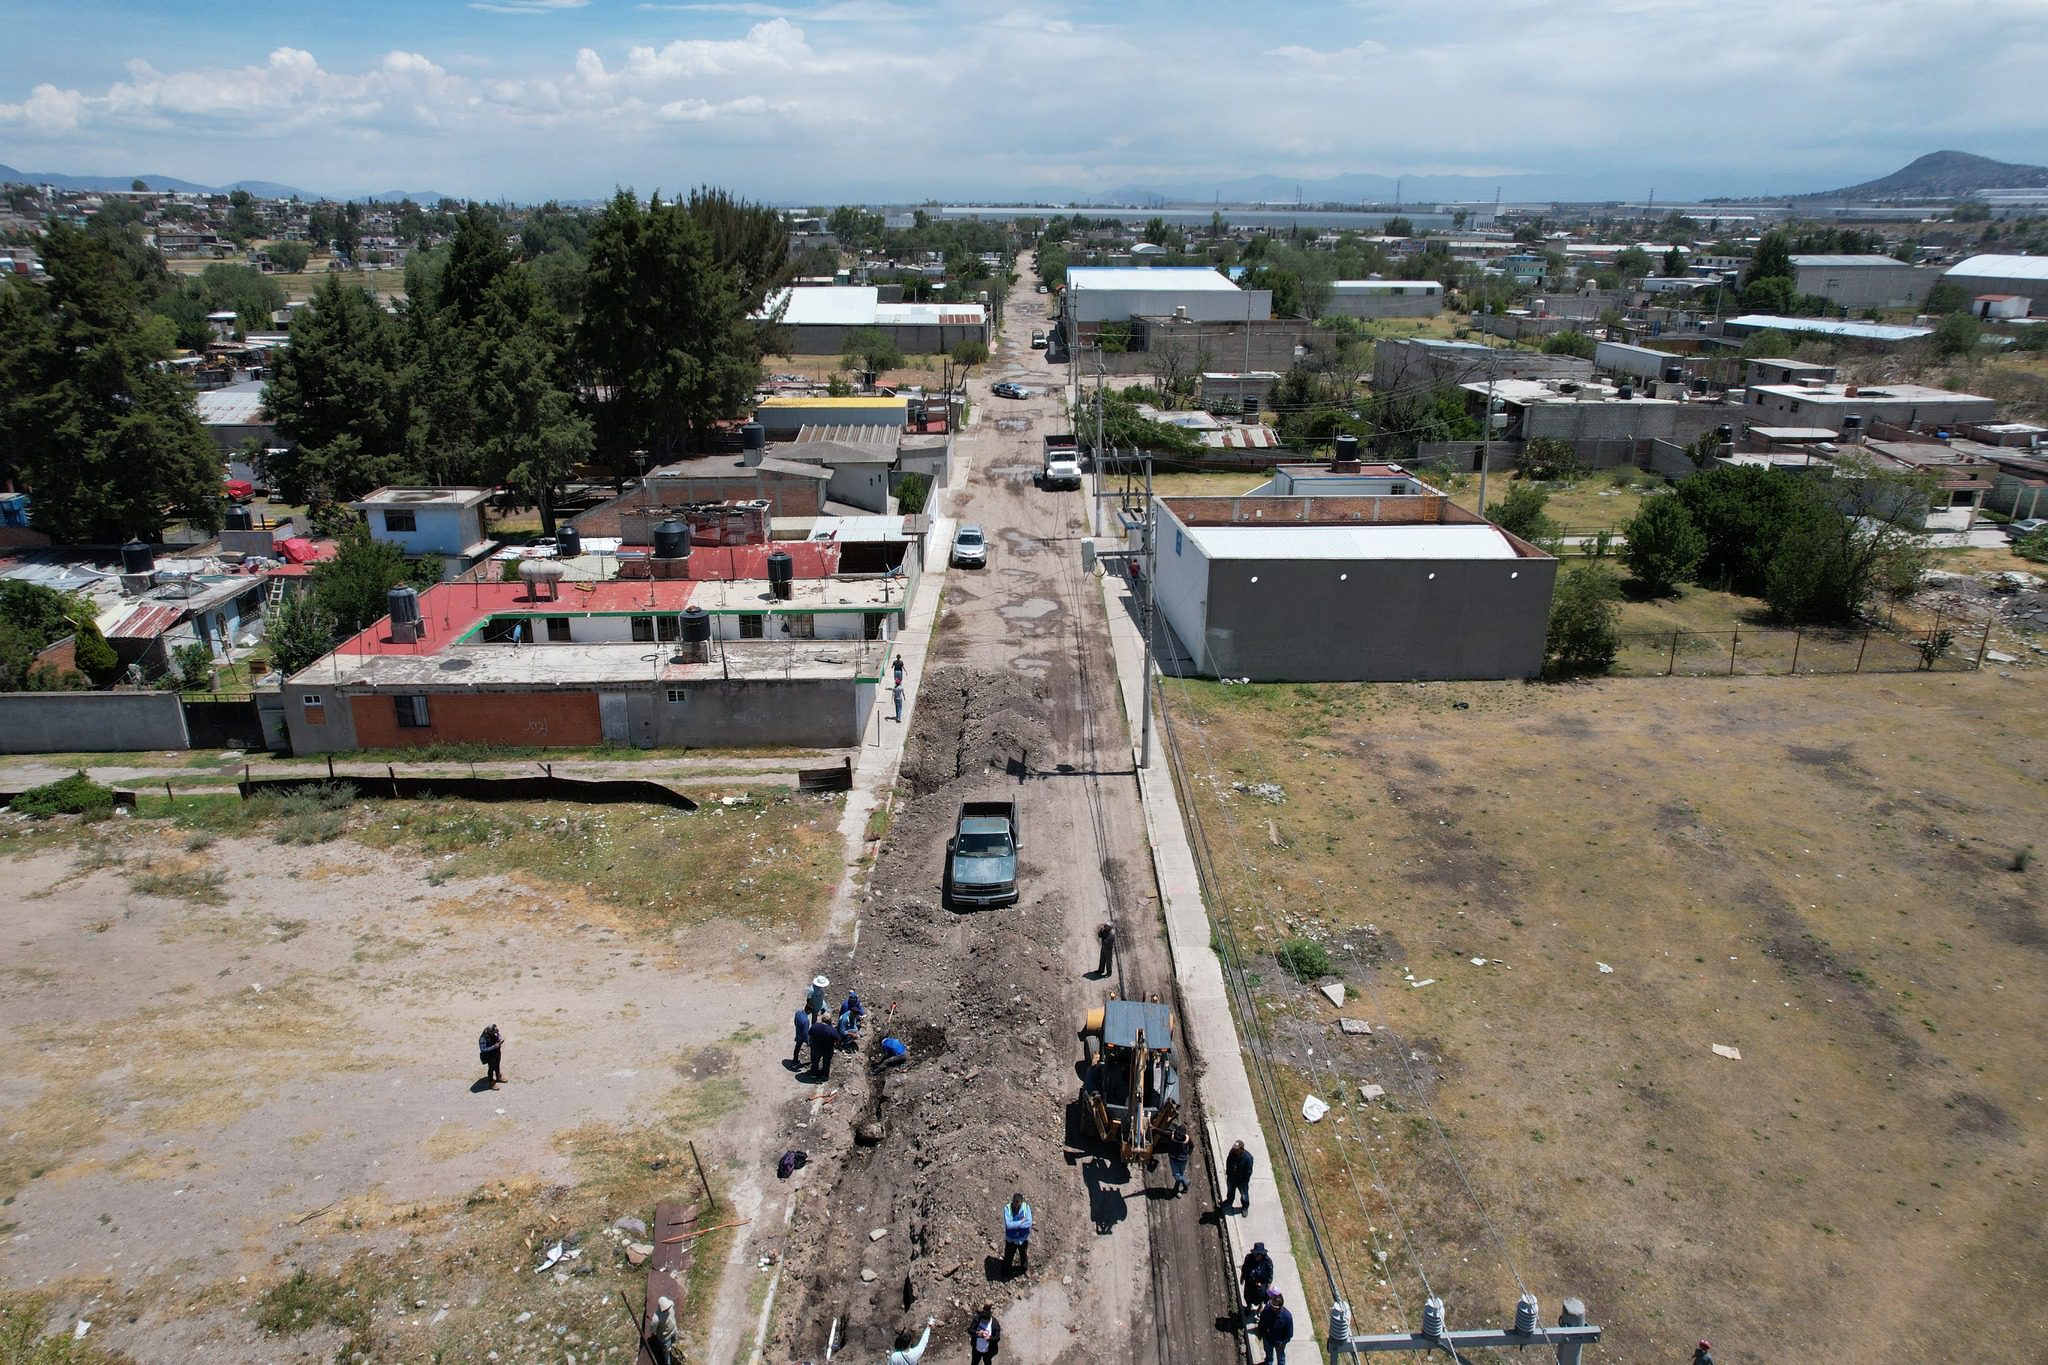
top-left (878, 1035), bottom-right (908, 1067)
top-left (1000, 1193), bottom-right (1033, 1276)
top-left (1256, 1291), bottom-right (1294, 1365)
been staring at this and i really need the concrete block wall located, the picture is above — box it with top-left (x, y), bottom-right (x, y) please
top-left (0, 691), bottom-right (191, 753)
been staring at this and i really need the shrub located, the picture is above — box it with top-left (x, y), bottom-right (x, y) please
top-left (72, 621), bottom-right (120, 687)
top-left (1546, 567), bottom-right (1621, 676)
top-left (1488, 482), bottom-right (1558, 543)
top-left (1274, 938), bottom-right (1333, 979)
top-left (11, 770), bottom-right (118, 819)
top-left (253, 782), bottom-right (356, 845)
top-left (1620, 496), bottom-right (1706, 596)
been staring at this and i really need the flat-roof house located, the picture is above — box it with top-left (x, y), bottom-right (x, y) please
top-left (350, 488), bottom-right (496, 580)
top-left (1741, 382), bottom-right (1999, 433)
top-left (1321, 280), bottom-right (1444, 319)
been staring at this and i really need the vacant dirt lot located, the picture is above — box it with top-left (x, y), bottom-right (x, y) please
top-left (1162, 668), bottom-right (2047, 1362)
top-left (0, 787), bottom-right (841, 1361)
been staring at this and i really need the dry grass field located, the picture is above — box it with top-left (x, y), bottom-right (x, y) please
top-left (1162, 669), bottom-right (2047, 1362)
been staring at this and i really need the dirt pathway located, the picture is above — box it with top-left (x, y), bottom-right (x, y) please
top-left (758, 263), bottom-right (1235, 1364)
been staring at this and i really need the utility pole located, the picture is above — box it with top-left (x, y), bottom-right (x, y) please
top-left (1326, 1297), bottom-right (1600, 1364)
top-left (1139, 451), bottom-right (1155, 769)
top-left (1476, 345), bottom-right (1497, 514)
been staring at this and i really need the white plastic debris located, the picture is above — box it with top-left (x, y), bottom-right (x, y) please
top-left (1319, 983), bottom-right (1346, 1007)
top-left (1302, 1094), bottom-right (1330, 1123)
top-left (1359, 1084), bottom-right (1386, 1103)
top-left (1596, 962), bottom-right (1614, 974)
top-left (1469, 957), bottom-right (1486, 966)
top-left (1408, 978), bottom-right (1436, 989)
top-left (73, 1322), bottom-right (91, 1340)
top-left (1711, 1044), bottom-right (1741, 1060)
top-left (535, 1241), bottom-right (565, 1273)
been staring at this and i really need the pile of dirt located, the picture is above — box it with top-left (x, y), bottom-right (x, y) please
top-left (771, 667), bottom-right (1082, 1361)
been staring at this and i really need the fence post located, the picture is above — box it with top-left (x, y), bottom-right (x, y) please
top-left (1667, 631), bottom-right (1679, 677)
top-left (1728, 629), bottom-right (1739, 676)
top-left (1855, 631), bottom-right (1871, 673)
top-left (1789, 628), bottom-right (1802, 676)
top-left (1974, 617), bottom-right (1993, 669)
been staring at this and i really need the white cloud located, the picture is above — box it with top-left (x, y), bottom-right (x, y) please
top-left (0, 83), bottom-right (87, 131)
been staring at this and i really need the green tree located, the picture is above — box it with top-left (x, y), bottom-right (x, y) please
top-left (1673, 463), bottom-right (1818, 595)
top-left (1614, 246), bottom-right (1654, 279)
top-left (841, 327), bottom-right (904, 387)
top-left (1741, 230), bottom-right (1795, 291)
top-left (1515, 438), bottom-right (1581, 481)
top-left (949, 339), bottom-right (990, 368)
top-left (1663, 246), bottom-right (1686, 276)
top-left (1540, 330), bottom-right (1595, 358)
top-left (171, 641), bottom-right (214, 691)
top-left (1740, 275), bottom-right (1796, 314)
top-left (307, 521), bottom-right (439, 635)
top-left (470, 272), bottom-right (592, 535)
top-left (1921, 280), bottom-right (1971, 315)
top-left (1383, 216), bottom-right (1414, 237)
top-left (1488, 482), bottom-right (1558, 542)
top-left (1545, 567), bottom-right (1621, 675)
top-left (1619, 495), bottom-right (1705, 595)
top-left (73, 618), bottom-right (120, 686)
top-left (267, 592), bottom-right (338, 677)
top-left (1932, 312), bottom-right (1981, 357)
top-left (263, 275), bottom-right (415, 505)
top-left (266, 240), bottom-right (312, 273)
top-left (0, 225), bottom-right (222, 543)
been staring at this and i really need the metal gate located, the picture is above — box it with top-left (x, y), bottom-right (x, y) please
top-left (182, 696), bottom-right (267, 750)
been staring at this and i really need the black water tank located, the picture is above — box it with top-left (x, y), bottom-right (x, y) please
top-left (767, 548), bottom-right (794, 601)
top-left (1617, 383), bottom-right (1634, 400)
top-left (1690, 376), bottom-right (1710, 395)
top-left (386, 585), bottom-right (422, 627)
top-left (1332, 433), bottom-right (1360, 465)
top-left (742, 422), bottom-right (765, 453)
top-left (653, 519), bottom-right (691, 560)
top-left (121, 540), bottom-right (154, 576)
top-left (679, 606), bottom-right (711, 644)
top-left (1717, 424), bottom-right (1735, 443)
top-left (223, 505), bottom-right (253, 531)
top-left (557, 525), bottom-right (581, 558)
top-left (1663, 364), bottom-right (1685, 384)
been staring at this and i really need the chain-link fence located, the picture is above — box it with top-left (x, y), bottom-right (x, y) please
top-left (1613, 618), bottom-right (1990, 677)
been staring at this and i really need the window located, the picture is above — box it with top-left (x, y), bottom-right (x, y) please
top-left (300, 692), bottom-right (323, 707)
top-left (665, 688), bottom-right (688, 704)
top-left (864, 612), bottom-right (887, 640)
top-left (394, 695), bottom-right (431, 728)
top-left (657, 614), bottom-right (680, 642)
top-left (782, 613), bottom-right (815, 639)
top-left (739, 613), bottom-right (765, 639)
top-left (383, 509), bottom-right (417, 533)
top-left (546, 616), bottom-right (571, 642)
top-left (632, 615), bottom-right (655, 642)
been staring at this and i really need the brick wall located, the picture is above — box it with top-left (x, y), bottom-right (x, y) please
top-left (349, 689), bottom-right (603, 749)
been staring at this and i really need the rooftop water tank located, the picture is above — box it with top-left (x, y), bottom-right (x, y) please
top-left (653, 519), bottom-right (691, 561)
top-left (1617, 384), bottom-right (1634, 400)
top-left (556, 525), bottom-right (581, 558)
top-left (121, 540), bottom-right (155, 576)
top-left (1663, 364), bottom-right (1685, 384)
top-left (386, 585), bottom-right (421, 638)
top-left (223, 505), bottom-right (253, 532)
top-left (767, 548), bottom-right (794, 601)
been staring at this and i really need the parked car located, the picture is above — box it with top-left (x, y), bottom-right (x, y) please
top-left (2007, 518), bottom-right (2047, 540)
top-left (221, 480), bottom-right (256, 503)
top-left (951, 523), bottom-right (988, 568)
top-left (992, 381), bottom-right (1028, 399)
top-left (1030, 331), bottom-right (1047, 349)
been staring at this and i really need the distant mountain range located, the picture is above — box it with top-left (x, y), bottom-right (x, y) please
top-left (1794, 150), bottom-right (2048, 201)
top-left (0, 163), bottom-right (452, 203)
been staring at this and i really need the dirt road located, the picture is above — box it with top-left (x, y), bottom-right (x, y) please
top-left (763, 265), bottom-right (1236, 1364)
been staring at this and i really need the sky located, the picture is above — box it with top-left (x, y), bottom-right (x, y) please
top-left (2, 0), bottom-right (2046, 203)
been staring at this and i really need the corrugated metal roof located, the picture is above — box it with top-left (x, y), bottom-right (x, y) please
top-left (1789, 254), bottom-right (1912, 268)
top-left (1067, 266), bottom-right (1243, 293)
top-left (1729, 315), bottom-right (1932, 341)
top-left (108, 604), bottom-right (183, 639)
top-left (874, 302), bottom-right (985, 325)
top-left (760, 286), bottom-right (880, 327)
top-left (1180, 521), bottom-right (1524, 561)
top-left (1944, 254), bottom-right (2048, 281)
top-left (194, 384), bottom-right (268, 424)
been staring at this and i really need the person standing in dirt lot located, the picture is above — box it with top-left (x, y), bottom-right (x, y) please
top-left (968, 1303), bottom-right (1002, 1361)
top-left (807, 974), bottom-right (830, 1016)
top-left (1223, 1139), bottom-right (1254, 1211)
top-left (1094, 921), bottom-right (1116, 977)
top-left (792, 1004), bottom-right (813, 1064)
top-left (808, 1013), bottom-right (841, 1080)
top-left (888, 1316), bottom-right (936, 1365)
top-left (1000, 1192), bottom-right (1033, 1275)
top-left (1239, 1241), bottom-right (1274, 1319)
top-left (1692, 1342), bottom-right (1714, 1365)
top-left (1255, 1290), bottom-right (1293, 1365)
top-left (1163, 1121), bottom-right (1193, 1194)
top-left (478, 1023), bottom-right (503, 1088)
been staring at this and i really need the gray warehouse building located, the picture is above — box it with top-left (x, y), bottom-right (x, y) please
top-left (1789, 255), bottom-right (1938, 310)
top-left (1940, 254), bottom-right (2048, 312)
top-left (757, 286), bottom-right (988, 356)
top-left (1149, 487), bottom-right (1557, 683)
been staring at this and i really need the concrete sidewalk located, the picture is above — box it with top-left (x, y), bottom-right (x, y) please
top-left (1089, 542), bottom-right (1322, 1357)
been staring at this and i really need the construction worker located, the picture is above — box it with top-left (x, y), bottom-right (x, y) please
top-left (841, 989), bottom-right (868, 1028)
top-left (808, 1013), bottom-right (841, 1080)
top-left (1255, 1290), bottom-right (1294, 1365)
top-left (647, 1295), bottom-right (678, 1365)
top-left (1692, 1342), bottom-right (1714, 1365)
top-left (1240, 1241), bottom-right (1274, 1318)
top-left (478, 1023), bottom-right (504, 1088)
top-left (878, 1035), bottom-right (909, 1068)
top-left (792, 1004), bottom-right (814, 1065)
top-left (1000, 1193), bottom-right (1033, 1276)
top-left (887, 1317), bottom-right (937, 1365)
top-left (807, 974), bottom-right (830, 1016)
top-left (1223, 1139), bottom-right (1254, 1212)
top-left (1094, 921), bottom-right (1116, 977)
top-left (1162, 1121), bottom-right (1192, 1194)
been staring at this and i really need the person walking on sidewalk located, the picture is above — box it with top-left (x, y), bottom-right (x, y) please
top-left (1223, 1139), bottom-right (1254, 1211)
top-left (808, 1013), bottom-right (841, 1080)
top-left (478, 1024), bottom-right (504, 1088)
top-left (893, 654), bottom-right (905, 688)
top-left (1094, 921), bottom-right (1116, 978)
top-left (893, 681), bottom-right (906, 722)
top-left (1000, 1193), bottom-right (1033, 1276)
top-left (1255, 1291), bottom-right (1294, 1365)
top-left (968, 1303), bottom-right (1002, 1361)
top-left (1162, 1121), bottom-right (1192, 1194)
top-left (1239, 1241), bottom-right (1274, 1319)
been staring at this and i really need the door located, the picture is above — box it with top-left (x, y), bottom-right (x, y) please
top-left (598, 691), bottom-right (630, 742)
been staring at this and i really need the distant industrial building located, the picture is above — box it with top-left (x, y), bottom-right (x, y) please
top-left (1720, 314), bottom-right (1933, 346)
top-left (1371, 337), bottom-right (1592, 394)
top-left (1321, 279), bottom-right (1444, 319)
top-left (1941, 254), bottom-right (2048, 312)
top-left (1788, 255), bottom-right (1937, 309)
top-left (1460, 376), bottom-right (1736, 448)
top-left (1062, 266), bottom-right (1308, 374)
top-left (758, 286), bottom-right (988, 356)
top-left (1145, 444), bottom-right (1556, 683)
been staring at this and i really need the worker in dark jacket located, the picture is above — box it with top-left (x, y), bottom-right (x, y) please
top-left (792, 1005), bottom-right (813, 1064)
top-left (808, 1014), bottom-right (841, 1079)
top-left (1162, 1122), bottom-right (1193, 1194)
top-left (968, 1302), bottom-right (1002, 1361)
top-left (1094, 921), bottom-right (1116, 977)
top-left (1255, 1291), bottom-right (1294, 1365)
top-left (1240, 1241), bottom-right (1274, 1318)
top-left (1692, 1342), bottom-right (1714, 1365)
top-left (1223, 1139), bottom-right (1254, 1211)
top-left (478, 1024), bottom-right (504, 1088)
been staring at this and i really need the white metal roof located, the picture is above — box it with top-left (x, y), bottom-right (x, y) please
top-left (1180, 520), bottom-right (1523, 561)
top-left (874, 302), bottom-right (986, 325)
top-left (1943, 254), bottom-right (2048, 281)
top-left (1789, 254), bottom-right (1911, 268)
top-left (1330, 279), bottom-right (1444, 292)
top-left (1729, 315), bottom-right (1931, 341)
top-left (760, 286), bottom-right (881, 326)
top-left (1066, 267), bottom-right (1243, 293)
top-left (195, 387), bottom-right (268, 424)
